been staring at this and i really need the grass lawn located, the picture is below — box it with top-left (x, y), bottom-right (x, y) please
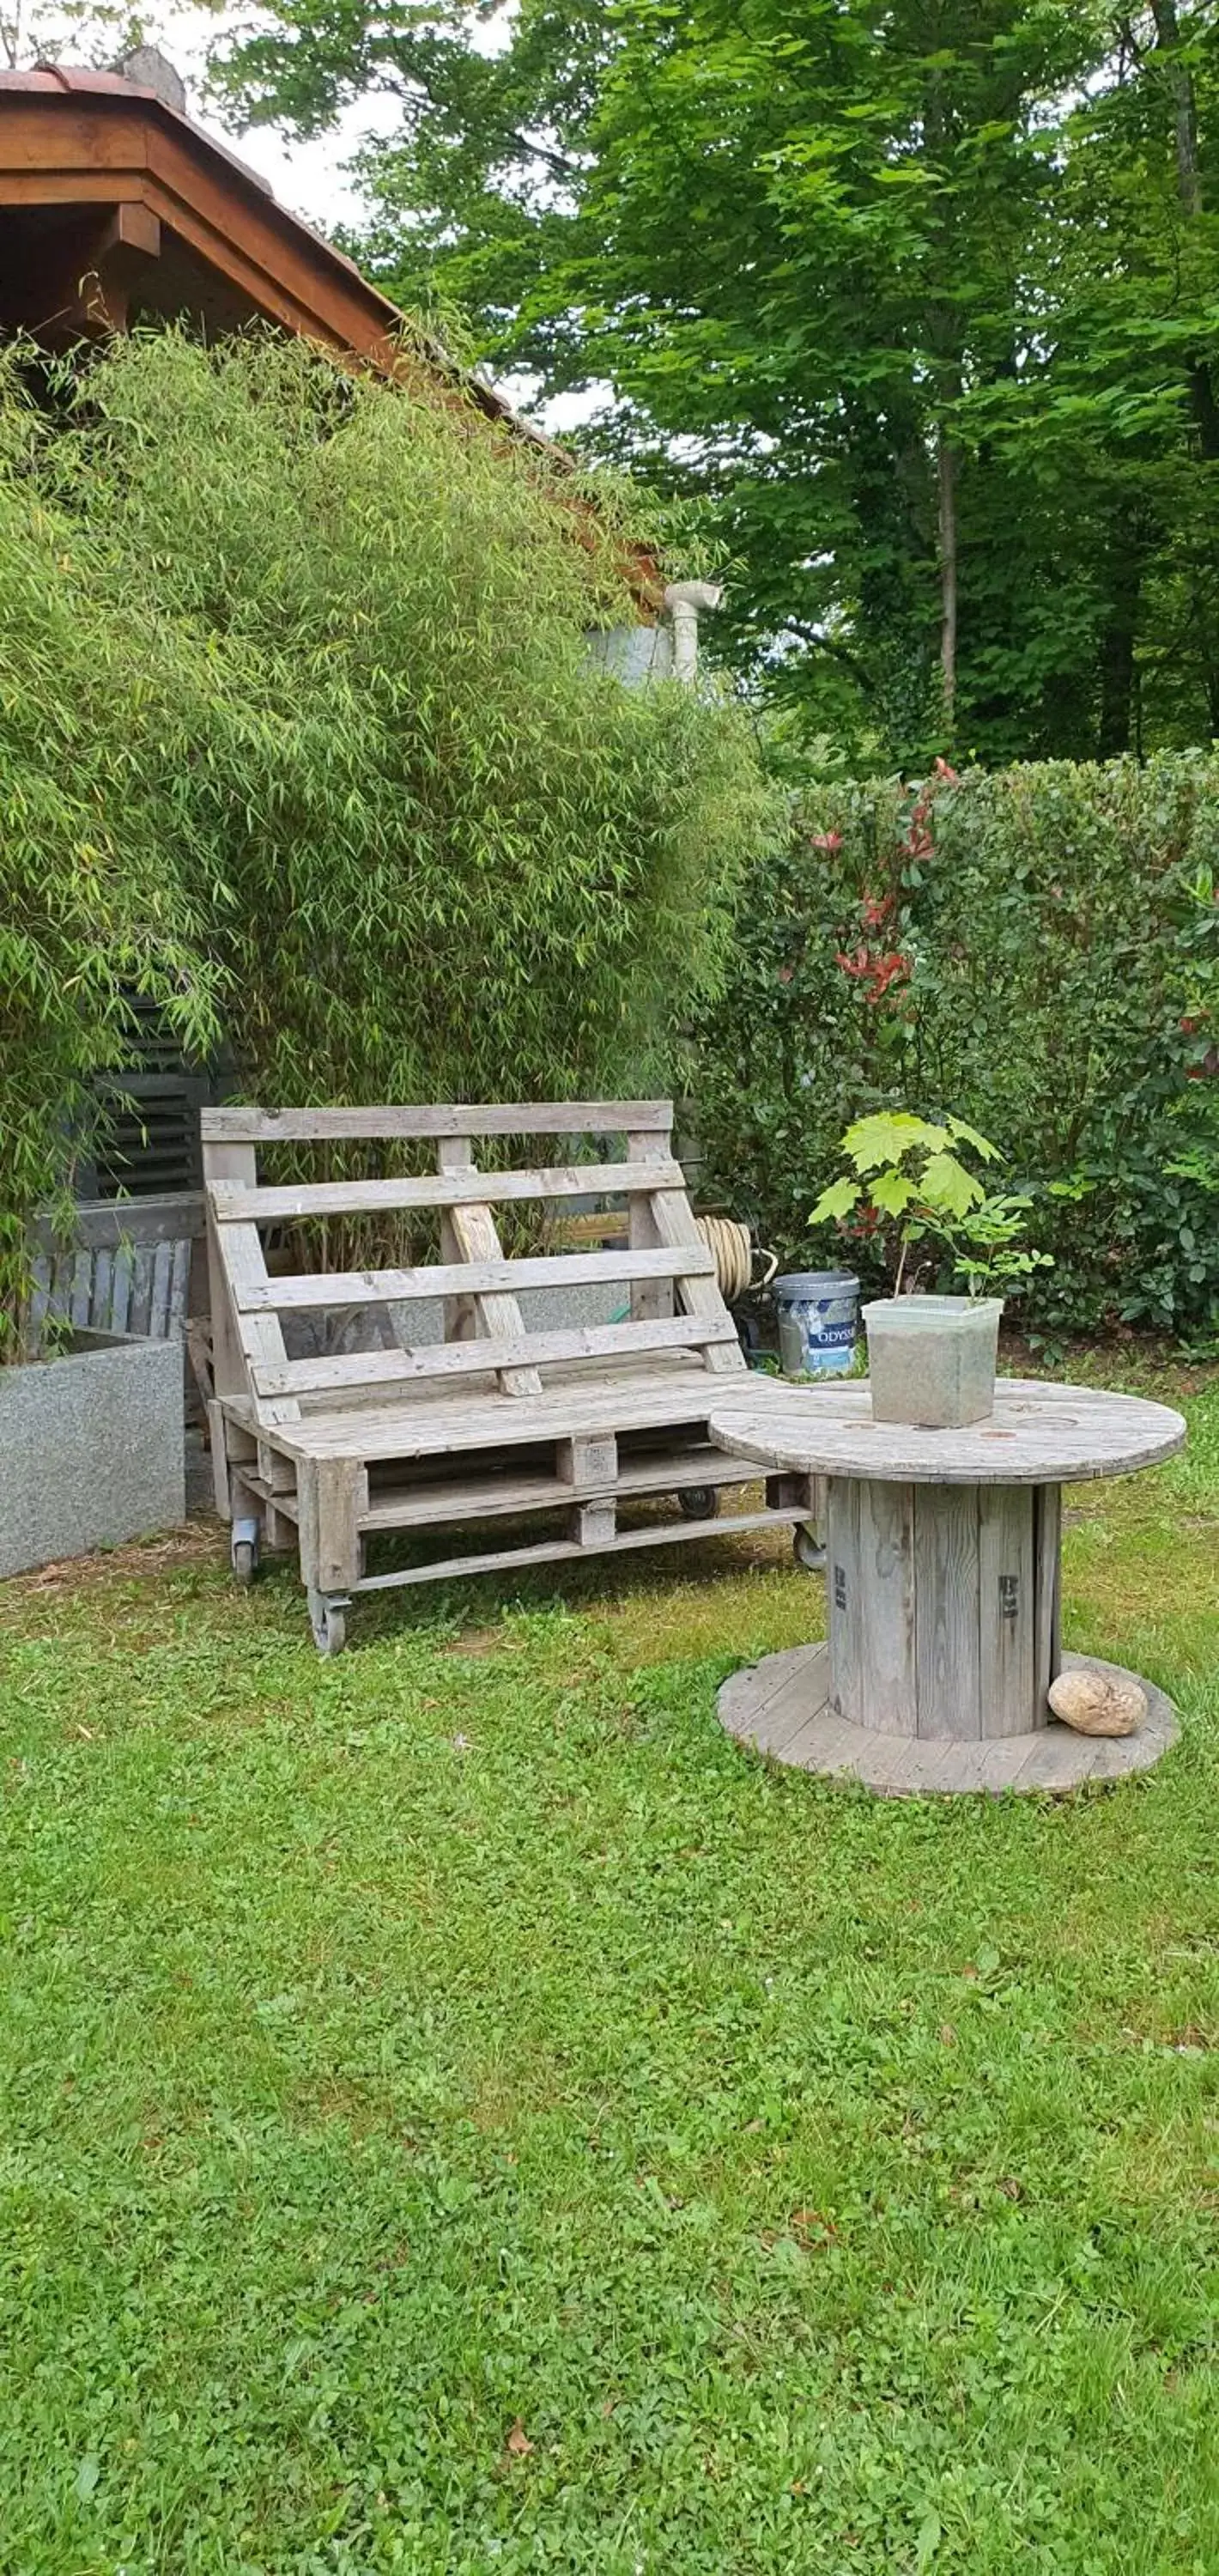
top-left (1, 1358), bottom-right (1216, 2575)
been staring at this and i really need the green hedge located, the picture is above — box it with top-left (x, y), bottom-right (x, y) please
top-left (694, 757), bottom-right (1219, 1341)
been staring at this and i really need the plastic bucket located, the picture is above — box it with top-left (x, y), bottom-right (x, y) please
top-left (862, 1295), bottom-right (1003, 1428)
top-left (774, 1271), bottom-right (860, 1379)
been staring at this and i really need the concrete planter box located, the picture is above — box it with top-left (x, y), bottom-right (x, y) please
top-left (863, 1295), bottom-right (1004, 1430)
top-left (0, 1332), bottom-right (185, 1579)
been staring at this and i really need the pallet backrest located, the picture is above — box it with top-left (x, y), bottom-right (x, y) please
top-left (200, 1102), bottom-right (744, 1424)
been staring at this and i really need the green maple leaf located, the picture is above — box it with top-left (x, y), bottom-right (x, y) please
top-left (919, 1151), bottom-right (985, 1217)
top-left (870, 1168), bottom-right (917, 1217)
top-left (840, 1111), bottom-right (947, 1174)
top-left (946, 1115), bottom-right (1001, 1163)
top-left (810, 1175), bottom-right (861, 1223)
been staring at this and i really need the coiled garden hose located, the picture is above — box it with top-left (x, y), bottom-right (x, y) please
top-left (694, 1214), bottom-right (779, 1307)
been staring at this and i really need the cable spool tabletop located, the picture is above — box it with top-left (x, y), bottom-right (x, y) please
top-left (707, 1377), bottom-right (1186, 1795)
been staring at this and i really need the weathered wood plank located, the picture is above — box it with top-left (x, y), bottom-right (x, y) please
top-left (557, 1432), bottom-right (617, 1488)
top-left (211, 1160), bottom-right (685, 1223)
top-left (109, 1247), bottom-right (132, 1334)
top-left (913, 1485), bottom-right (980, 1740)
top-left (209, 1191), bottom-right (300, 1425)
top-left (857, 1478), bottom-right (918, 1736)
top-left (978, 1485), bottom-right (1037, 1738)
top-left (203, 1141), bottom-right (256, 1405)
top-left (149, 1238), bottom-right (174, 1340)
top-left (644, 1187), bottom-right (744, 1376)
top-left (572, 1497), bottom-right (616, 1548)
top-left (28, 1252), bottom-right (52, 1345)
top-left (252, 1314), bottom-right (735, 1399)
top-left (236, 1246), bottom-right (715, 1314)
top-left (249, 1370), bottom-right (723, 1461)
top-left (1034, 1482), bottom-right (1063, 1717)
top-left (627, 1129), bottom-right (673, 1324)
top-left (90, 1248), bottom-right (112, 1332)
top-left (206, 1397), bottom-right (232, 1520)
top-left (201, 1101), bottom-right (674, 1143)
top-left (827, 1477), bottom-right (862, 1726)
top-left (296, 1455), bottom-right (366, 1591)
top-left (359, 1448), bottom-right (758, 1532)
top-left (128, 1243), bottom-right (154, 1337)
top-left (168, 1236), bottom-right (191, 1334)
top-left (437, 1136), bottom-right (542, 1398)
top-left (707, 1377), bottom-right (1186, 1485)
top-left (354, 1506), bottom-right (796, 1593)
top-left (70, 1249), bottom-right (93, 1329)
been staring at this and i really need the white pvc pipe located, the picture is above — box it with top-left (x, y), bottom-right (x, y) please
top-left (663, 580), bottom-right (724, 682)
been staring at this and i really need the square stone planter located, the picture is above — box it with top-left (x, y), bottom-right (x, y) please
top-left (0, 1331), bottom-right (185, 1580)
top-left (862, 1295), bottom-right (1004, 1430)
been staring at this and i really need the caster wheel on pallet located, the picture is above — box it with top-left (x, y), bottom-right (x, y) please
top-left (678, 1486), bottom-right (720, 1521)
top-left (231, 1519), bottom-right (260, 1588)
top-left (308, 1589), bottom-right (349, 1656)
top-left (793, 1522), bottom-right (827, 1573)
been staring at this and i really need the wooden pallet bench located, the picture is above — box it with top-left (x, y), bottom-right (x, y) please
top-left (202, 1101), bottom-right (816, 1650)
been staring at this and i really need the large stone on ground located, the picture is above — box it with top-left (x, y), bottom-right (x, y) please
top-left (1048, 1668), bottom-right (1147, 1737)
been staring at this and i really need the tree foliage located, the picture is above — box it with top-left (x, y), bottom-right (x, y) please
top-left (693, 755), bottom-right (1219, 1340)
top-left (210, 0), bottom-right (1219, 768)
top-left (0, 330), bottom-right (773, 1351)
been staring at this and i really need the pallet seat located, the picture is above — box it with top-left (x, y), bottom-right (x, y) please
top-left (202, 1101), bottom-right (816, 1649)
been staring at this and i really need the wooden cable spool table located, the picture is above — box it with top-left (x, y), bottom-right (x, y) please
top-left (708, 1376), bottom-right (1186, 1795)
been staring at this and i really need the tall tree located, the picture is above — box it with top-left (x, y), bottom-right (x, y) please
top-left (212, 0), bottom-right (1219, 763)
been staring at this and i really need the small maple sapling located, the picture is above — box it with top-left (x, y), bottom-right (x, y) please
top-left (810, 1111), bottom-right (1052, 1297)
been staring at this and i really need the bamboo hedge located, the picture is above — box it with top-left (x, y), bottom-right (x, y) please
top-left (0, 331), bottom-right (773, 1355)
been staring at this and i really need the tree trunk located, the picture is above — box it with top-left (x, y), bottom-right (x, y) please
top-left (1150, 0), bottom-right (1204, 218)
top-left (1098, 512), bottom-right (1144, 758)
top-left (937, 425), bottom-right (958, 726)
top-left (1149, 0), bottom-right (1218, 455)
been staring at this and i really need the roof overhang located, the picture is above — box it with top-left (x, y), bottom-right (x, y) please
top-left (0, 65), bottom-right (663, 610)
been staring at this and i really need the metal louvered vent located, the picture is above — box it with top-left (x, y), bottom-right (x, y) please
top-left (85, 993), bottom-right (224, 1200)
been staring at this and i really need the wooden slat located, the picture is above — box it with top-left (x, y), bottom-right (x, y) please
top-left (354, 1507), bottom-right (798, 1594)
top-left (70, 1249), bottom-right (93, 1329)
top-left (91, 1248), bottom-right (112, 1332)
top-left (149, 1238), bottom-right (174, 1339)
top-left (646, 1185), bottom-right (744, 1376)
top-left (109, 1248), bottom-right (132, 1334)
top-left (914, 1485), bottom-right (981, 1740)
top-left (979, 1485), bottom-right (1036, 1737)
top-left (628, 1128), bottom-right (672, 1324)
top-left (827, 1479), bottom-right (862, 1725)
top-left (297, 1455), bottom-right (366, 1590)
top-left (210, 1160), bottom-right (686, 1224)
top-left (252, 1314), bottom-right (733, 1399)
top-left (28, 1253), bottom-right (52, 1345)
top-left (359, 1446), bottom-right (759, 1532)
top-left (235, 1246), bottom-right (714, 1315)
top-left (858, 1479), bottom-right (918, 1736)
top-left (1034, 1482), bottom-right (1063, 1716)
top-left (128, 1243), bottom-right (154, 1337)
top-left (244, 1370), bottom-right (724, 1461)
top-left (203, 1141), bottom-right (258, 1406)
top-left (437, 1134), bottom-right (541, 1398)
top-left (201, 1101), bottom-right (674, 1143)
top-left (219, 1217), bottom-right (300, 1426)
top-left (168, 1236), bottom-right (191, 1333)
